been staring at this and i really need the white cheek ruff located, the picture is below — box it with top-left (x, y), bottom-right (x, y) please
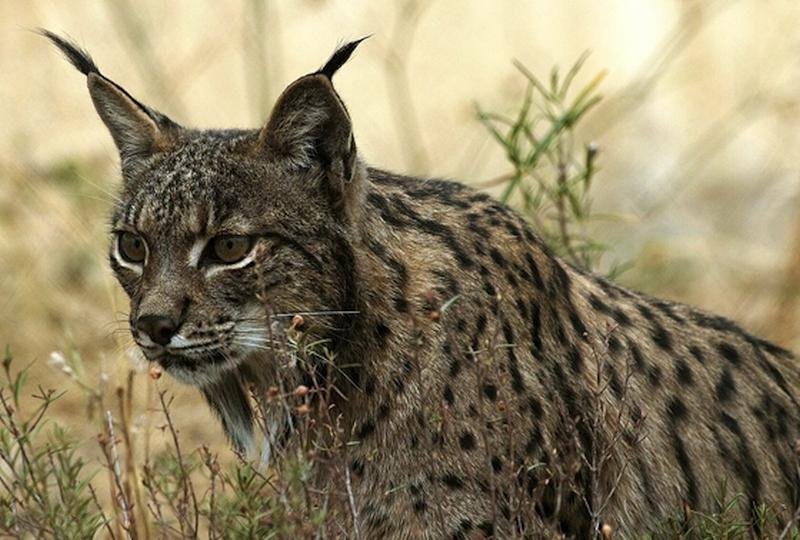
top-left (113, 240), bottom-right (143, 275)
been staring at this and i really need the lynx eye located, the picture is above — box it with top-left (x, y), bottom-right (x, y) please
top-left (118, 232), bottom-right (146, 263)
top-left (206, 235), bottom-right (253, 265)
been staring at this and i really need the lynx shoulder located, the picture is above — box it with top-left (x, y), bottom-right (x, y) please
top-left (44, 31), bottom-right (800, 537)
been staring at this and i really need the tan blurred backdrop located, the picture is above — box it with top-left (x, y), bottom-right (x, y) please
top-left (1, 0), bottom-right (799, 450)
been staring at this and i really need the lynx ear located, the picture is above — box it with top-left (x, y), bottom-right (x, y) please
top-left (257, 39), bottom-right (367, 184)
top-left (86, 75), bottom-right (175, 168)
top-left (258, 76), bottom-right (353, 171)
top-left (41, 30), bottom-right (177, 170)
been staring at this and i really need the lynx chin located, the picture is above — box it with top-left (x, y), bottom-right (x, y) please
top-left (45, 30), bottom-right (800, 537)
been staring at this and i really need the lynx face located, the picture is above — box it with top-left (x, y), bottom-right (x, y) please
top-left (109, 137), bottom-right (290, 384)
top-left (111, 135), bottom-right (360, 385)
top-left (42, 32), bottom-right (363, 385)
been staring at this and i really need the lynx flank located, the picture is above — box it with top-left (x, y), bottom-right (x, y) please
top-left (45, 32), bottom-right (799, 537)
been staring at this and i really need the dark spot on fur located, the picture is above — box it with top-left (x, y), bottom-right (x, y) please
top-left (553, 262), bottom-right (571, 292)
top-left (525, 253), bottom-right (545, 289)
top-left (692, 311), bottom-right (740, 333)
top-left (590, 293), bottom-right (632, 326)
top-left (613, 308), bottom-right (632, 326)
top-left (637, 303), bottom-right (655, 321)
top-left (651, 323), bottom-right (673, 350)
top-left (505, 270), bottom-right (518, 287)
top-left (647, 364), bottom-right (663, 387)
top-left (718, 411), bottom-right (762, 511)
top-left (715, 369), bottom-right (736, 402)
top-left (553, 311), bottom-right (569, 346)
top-left (375, 322), bottom-right (391, 341)
top-left (412, 497), bottom-right (427, 514)
top-left (356, 420), bottom-right (375, 439)
top-left (589, 294), bottom-right (610, 313)
top-left (350, 458), bottom-right (364, 475)
top-left (390, 374), bottom-right (406, 394)
top-left (489, 248), bottom-right (506, 268)
top-left (476, 313), bottom-right (487, 335)
top-left (689, 345), bottom-right (705, 363)
top-left (443, 385), bottom-right (455, 405)
top-left (569, 309), bottom-right (588, 339)
top-left (675, 358), bottom-right (693, 385)
top-left (515, 297), bottom-right (528, 319)
top-left (503, 220), bottom-right (522, 239)
top-left (569, 347), bottom-right (583, 373)
top-left (442, 473), bottom-right (464, 489)
top-left (753, 337), bottom-right (793, 359)
top-left (483, 281), bottom-right (497, 297)
top-left (377, 403), bottom-right (390, 420)
top-left (716, 342), bottom-right (741, 366)
top-left (491, 456), bottom-right (503, 473)
top-left (449, 357), bottom-right (461, 378)
top-left (652, 299), bottom-right (685, 323)
top-left (670, 430), bottom-right (699, 507)
top-left (667, 396), bottom-right (688, 420)
top-left (477, 521), bottom-right (495, 536)
top-left (472, 239), bottom-right (487, 255)
top-left (393, 296), bottom-right (409, 312)
top-left (459, 431), bottom-right (476, 450)
top-left (630, 343), bottom-right (646, 372)
top-left (403, 358), bottom-right (414, 375)
top-left (529, 302), bottom-right (543, 352)
top-left (528, 397), bottom-right (543, 419)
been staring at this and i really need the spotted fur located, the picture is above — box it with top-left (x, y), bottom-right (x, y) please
top-left (45, 31), bottom-right (800, 537)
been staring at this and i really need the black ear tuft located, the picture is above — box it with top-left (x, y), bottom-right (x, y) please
top-left (317, 36), bottom-right (370, 80)
top-left (37, 29), bottom-right (100, 76)
top-left (41, 28), bottom-right (180, 167)
top-left (41, 29), bottom-right (179, 132)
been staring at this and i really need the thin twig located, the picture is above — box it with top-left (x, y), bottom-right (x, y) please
top-left (158, 390), bottom-right (200, 537)
top-left (344, 463), bottom-right (361, 539)
top-left (102, 410), bottom-right (136, 540)
top-left (89, 483), bottom-right (118, 540)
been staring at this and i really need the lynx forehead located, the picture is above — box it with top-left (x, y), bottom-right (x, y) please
top-left (46, 30), bottom-right (799, 537)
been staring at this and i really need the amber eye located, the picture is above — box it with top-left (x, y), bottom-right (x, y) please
top-left (118, 232), bottom-right (146, 263)
top-left (208, 235), bottom-right (253, 264)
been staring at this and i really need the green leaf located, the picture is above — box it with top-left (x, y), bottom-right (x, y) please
top-left (559, 50), bottom-right (592, 99)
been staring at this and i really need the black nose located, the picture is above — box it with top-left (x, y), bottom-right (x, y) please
top-left (135, 315), bottom-right (178, 346)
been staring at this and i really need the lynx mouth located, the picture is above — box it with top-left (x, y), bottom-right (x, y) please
top-left (131, 319), bottom-right (273, 380)
top-left (156, 351), bottom-right (229, 371)
top-left (142, 348), bottom-right (245, 386)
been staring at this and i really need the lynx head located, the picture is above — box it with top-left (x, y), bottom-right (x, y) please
top-left (43, 31), bottom-right (366, 386)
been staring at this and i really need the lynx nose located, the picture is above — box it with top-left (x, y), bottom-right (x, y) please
top-left (135, 315), bottom-right (178, 346)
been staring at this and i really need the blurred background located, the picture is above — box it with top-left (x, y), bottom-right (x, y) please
top-left (1, 0), bottom-right (799, 454)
